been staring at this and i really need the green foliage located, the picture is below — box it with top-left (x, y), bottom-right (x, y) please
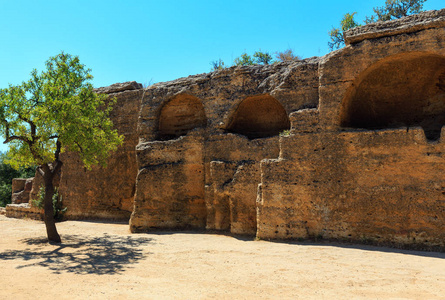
top-left (0, 184), bottom-right (11, 207)
top-left (365, 0), bottom-right (426, 23)
top-left (212, 49), bottom-right (302, 70)
top-left (279, 129), bottom-right (291, 137)
top-left (0, 52), bottom-right (122, 241)
top-left (328, 0), bottom-right (427, 51)
top-left (234, 52), bottom-right (256, 66)
top-left (0, 152), bottom-right (35, 207)
top-left (33, 185), bottom-right (66, 221)
top-left (328, 12), bottom-right (360, 51)
top-left (275, 49), bottom-right (301, 62)
top-left (234, 50), bottom-right (274, 66)
top-left (211, 59), bottom-right (226, 71)
top-left (0, 52), bottom-right (123, 170)
top-left (253, 50), bottom-right (273, 65)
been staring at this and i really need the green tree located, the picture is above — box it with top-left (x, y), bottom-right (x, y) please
top-left (329, 0), bottom-right (427, 51)
top-left (253, 50), bottom-right (273, 65)
top-left (0, 52), bottom-right (123, 243)
top-left (275, 49), bottom-right (301, 62)
top-left (234, 52), bottom-right (256, 66)
top-left (365, 0), bottom-right (426, 23)
top-left (328, 12), bottom-right (360, 51)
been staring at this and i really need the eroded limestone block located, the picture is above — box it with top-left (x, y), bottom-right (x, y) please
top-left (11, 178), bottom-right (33, 204)
top-left (258, 129), bottom-right (445, 249)
top-left (130, 132), bottom-right (206, 232)
top-left (345, 8), bottom-right (445, 45)
top-left (58, 87), bottom-right (141, 220)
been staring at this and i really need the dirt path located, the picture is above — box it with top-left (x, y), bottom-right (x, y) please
top-left (1, 215), bottom-right (444, 299)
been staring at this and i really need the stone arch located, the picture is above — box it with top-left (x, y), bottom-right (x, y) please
top-left (226, 94), bottom-right (290, 139)
top-left (341, 52), bottom-right (445, 141)
top-left (158, 94), bottom-right (207, 140)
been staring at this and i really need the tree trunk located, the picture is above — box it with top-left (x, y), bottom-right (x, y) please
top-left (41, 164), bottom-right (61, 243)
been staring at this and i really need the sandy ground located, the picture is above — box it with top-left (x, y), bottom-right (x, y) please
top-left (1, 215), bottom-right (445, 299)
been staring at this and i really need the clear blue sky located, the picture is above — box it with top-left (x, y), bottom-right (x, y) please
top-left (0, 0), bottom-right (443, 153)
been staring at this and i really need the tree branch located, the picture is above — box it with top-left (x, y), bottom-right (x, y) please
top-left (53, 160), bottom-right (63, 176)
top-left (54, 139), bottom-right (61, 162)
top-left (3, 122), bottom-right (31, 144)
top-left (4, 135), bottom-right (28, 143)
top-left (51, 139), bottom-right (63, 175)
top-left (37, 166), bottom-right (45, 177)
top-left (75, 141), bottom-right (83, 153)
top-left (14, 111), bottom-right (38, 140)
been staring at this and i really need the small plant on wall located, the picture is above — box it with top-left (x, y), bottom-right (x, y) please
top-left (280, 129), bottom-right (292, 137)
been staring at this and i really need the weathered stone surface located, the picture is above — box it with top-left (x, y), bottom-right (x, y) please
top-left (6, 203), bottom-right (43, 220)
top-left (205, 135), bottom-right (280, 235)
top-left (137, 59), bottom-right (319, 142)
top-left (130, 131), bottom-right (206, 232)
top-left (258, 128), bottom-right (445, 249)
top-left (129, 10), bottom-right (445, 250)
top-left (11, 178), bottom-right (26, 194)
top-left (318, 17), bottom-right (445, 132)
top-left (58, 88), bottom-right (142, 220)
top-left (341, 52), bottom-right (445, 141)
top-left (345, 9), bottom-right (445, 45)
top-left (130, 59), bottom-right (310, 233)
top-left (94, 81), bottom-right (143, 94)
top-left (11, 178), bottom-right (33, 204)
top-left (158, 94), bottom-right (207, 140)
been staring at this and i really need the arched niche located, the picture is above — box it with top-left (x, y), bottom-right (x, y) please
top-left (158, 94), bottom-right (207, 140)
top-left (341, 52), bottom-right (445, 141)
top-left (226, 94), bottom-right (290, 139)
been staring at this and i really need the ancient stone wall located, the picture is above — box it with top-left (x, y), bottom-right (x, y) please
top-left (8, 9), bottom-right (444, 250)
top-left (11, 178), bottom-right (33, 204)
top-left (258, 128), bottom-right (445, 247)
top-left (130, 9), bottom-right (445, 250)
top-left (130, 58), bottom-right (320, 233)
top-left (256, 9), bottom-right (445, 249)
top-left (58, 82), bottom-right (142, 220)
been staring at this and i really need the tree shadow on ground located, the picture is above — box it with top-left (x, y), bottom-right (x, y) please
top-left (0, 234), bottom-right (153, 275)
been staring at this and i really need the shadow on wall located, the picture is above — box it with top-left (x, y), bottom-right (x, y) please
top-left (157, 94), bottom-right (207, 140)
top-left (0, 234), bottom-right (152, 275)
top-left (226, 94), bottom-right (290, 139)
top-left (341, 52), bottom-right (445, 141)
